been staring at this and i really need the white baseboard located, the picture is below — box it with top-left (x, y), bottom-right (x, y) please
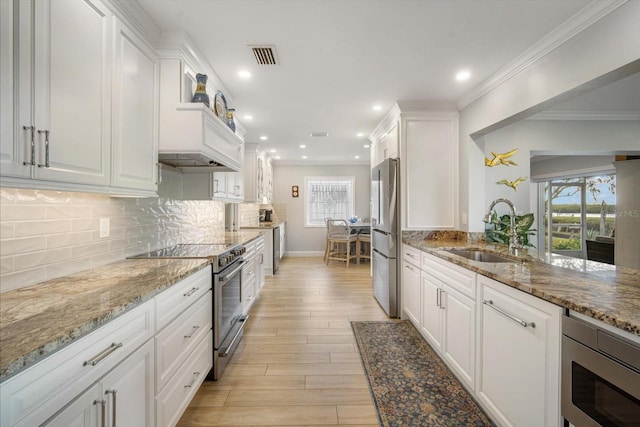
top-left (286, 251), bottom-right (325, 257)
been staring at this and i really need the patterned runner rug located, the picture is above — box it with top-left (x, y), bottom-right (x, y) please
top-left (351, 320), bottom-right (494, 426)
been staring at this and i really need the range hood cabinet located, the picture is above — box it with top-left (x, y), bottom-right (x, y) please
top-left (158, 103), bottom-right (243, 172)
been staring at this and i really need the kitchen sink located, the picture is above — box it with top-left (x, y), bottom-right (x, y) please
top-left (445, 249), bottom-right (515, 263)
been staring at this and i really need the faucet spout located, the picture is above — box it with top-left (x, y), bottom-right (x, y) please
top-left (483, 198), bottom-right (524, 254)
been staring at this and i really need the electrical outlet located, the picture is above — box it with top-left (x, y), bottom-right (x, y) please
top-left (461, 212), bottom-right (468, 225)
top-left (99, 218), bottom-right (110, 238)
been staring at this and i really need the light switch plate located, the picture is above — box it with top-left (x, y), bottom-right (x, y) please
top-left (99, 218), bottom-right (110, 238)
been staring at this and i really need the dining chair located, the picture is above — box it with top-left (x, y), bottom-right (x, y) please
top-left (325, 219), bottom-right (357, 267)
top-left (356, 233), bottom-right (371, 264)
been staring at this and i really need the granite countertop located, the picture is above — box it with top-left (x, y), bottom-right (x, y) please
top-left (0, 231), bottom-right (265, 382)
top-left (403, 237), bottom-right (640, 336)
top-left (241, 221), bottom-right (285, 230)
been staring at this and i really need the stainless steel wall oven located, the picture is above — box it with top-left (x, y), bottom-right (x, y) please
top-left (562, 312), bottom-right (639, 427)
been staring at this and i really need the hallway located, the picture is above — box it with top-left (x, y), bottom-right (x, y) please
top-left (178, 257), bottom-right (388, 426)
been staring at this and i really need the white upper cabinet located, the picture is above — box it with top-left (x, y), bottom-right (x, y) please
top-left (1, 0), bottom-right (159, 195)
top-left (370, 102), bottom-right (458, 230)
top-left (244, 143), bottom-right (273, 203)
top-left (110, 19), bottom-right (159, 193)
top-left (31, 0), bottom-right (112, 186)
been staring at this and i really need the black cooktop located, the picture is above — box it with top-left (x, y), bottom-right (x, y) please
top-left (129, 243), bottom-right (239, 259)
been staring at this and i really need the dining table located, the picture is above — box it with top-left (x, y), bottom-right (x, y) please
top-left (348, 222), bottom-right (371, 234)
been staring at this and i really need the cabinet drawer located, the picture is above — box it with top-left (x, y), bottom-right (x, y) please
top-left (1, 300), bottom-right (154, 427)
top-left (156, 291), bottom-right (212, 393)
top-left (402, 244), bottom-right (421, 267)
top-left (422, 252), bottom-right (476, 298)
top-left (156, 333), bottom-right (212, 427)
top-left (156, 266), bottom-right (211, 331)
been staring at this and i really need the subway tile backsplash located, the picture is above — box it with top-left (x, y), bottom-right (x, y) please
top-left (0, 188), bottom-right (227, 292)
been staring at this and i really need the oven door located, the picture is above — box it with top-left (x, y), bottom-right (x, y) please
top-left (211, 259), bottom-right (248, 380)
top-left (562, 334), bottom-right (640, 426)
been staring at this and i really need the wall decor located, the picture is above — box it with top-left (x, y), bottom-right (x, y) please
top-left (291, 185), bottom-right (299, 197)
top-left (485, 148), bottom-right (518, 167)
top-left (496, 176), bottom-right (527, 191)
top-left (192, 73), bottom-right (210, 107)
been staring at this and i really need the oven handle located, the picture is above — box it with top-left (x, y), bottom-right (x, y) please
top-left (219, 260), bottom-right (245, 283)
top-left (218, 315), bottom-right (249, 357)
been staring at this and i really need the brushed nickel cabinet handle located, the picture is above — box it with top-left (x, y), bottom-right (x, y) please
top-left (105, 389), bottom-right (117, 427)
top-left (184, 325), bottom-right (200, 338)
top-left (83, 342), bottom-right (123, 366)
top-left (22, 125), bottom-right (35, 165)
top-left (183, 287), bottom-right (199, 297)
top-left (37, 130), bottom-right (50, 167)
top-left (94, 399), bottom-right (106, 427)
top-left (184, 371), bottom-right (200, 388)
top-left (483, 299), bottom-right (535, 328)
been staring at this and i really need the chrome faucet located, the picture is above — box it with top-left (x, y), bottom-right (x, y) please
top-left (482, 198), bottom-right (524, 254)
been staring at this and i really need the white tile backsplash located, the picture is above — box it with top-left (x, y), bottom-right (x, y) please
top-left (0, 188), bottom-right (225, 292)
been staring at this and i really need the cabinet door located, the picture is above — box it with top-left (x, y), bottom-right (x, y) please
top-left (212, 172), bottom-right (227, 198)
top-left (477, 277), bottom-right (561, 427)
top-left (44, 383), bottom-right (101, 427)
top-left (403, 115), bottom-right (457, 229)
top-left (401, 261), bottom-right (421, 326)
top-left (420, 271), bottom-right (443, 351)
top-left (111, 20), bottom-right (158, 193)
top-left (101, 340), bottom-right (155, 427)
top-left (32, 0), bottom-right (112, 186)
top-left (386, 123), bottom-right (399, 159)
top-left (0, 0), bottom-right (31, 178)
top-left (442, 286), bottom-right (475, 389)
top-left (279, 223), bottom-right (285, 258)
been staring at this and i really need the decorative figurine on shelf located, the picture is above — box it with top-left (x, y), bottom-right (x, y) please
top-left (192, 73), bottom-right (210, 107)
top-left (226, 108), bottom-right (236, 132)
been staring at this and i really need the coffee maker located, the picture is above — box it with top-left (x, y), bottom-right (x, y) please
top-left (259, 209), bottom-right (273, 222)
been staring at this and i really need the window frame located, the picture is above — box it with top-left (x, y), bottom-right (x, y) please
top-left (303, 176), bottom-right (355, 228)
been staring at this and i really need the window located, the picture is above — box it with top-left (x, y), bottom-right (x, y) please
top-left (304, 176), bottom-right (355, 227)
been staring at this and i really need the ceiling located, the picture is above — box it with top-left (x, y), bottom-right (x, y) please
top-left (136, 0), bottom-right (593, 165)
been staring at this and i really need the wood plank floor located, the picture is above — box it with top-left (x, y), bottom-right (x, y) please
top-left (177, 256), bottom-right (388, 427)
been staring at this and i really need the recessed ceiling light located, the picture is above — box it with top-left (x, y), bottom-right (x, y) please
top-left (456, 70), bottom-right (471, 81)
top-left (274, 156), bottom-right (281, 159)
top-left (356, 132), bottom-right (364, 137)
top-left (310, 132), bottom-right (329, 137)
top-left (238, 70), bottom-right (252, 79)
top-left (355, 155), bottom-right (360, 159)
top-left (260, 135), bottom-right (268, 140)
top-left (243, 114), bottom-right (253, 120)
top-left (302, 155), bottom-right (308, 159)
top-left (270, 149), bottom-right (276, 153)
top-left (364, 144), bottom-right (370, 148)
top-left (372, 105), bottom-right (382, 111)
top-left (299, 144), bottom-right (306, 149)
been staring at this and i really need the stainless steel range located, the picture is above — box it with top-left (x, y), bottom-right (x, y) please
top-left (129, 243), bottom-right (247, 380)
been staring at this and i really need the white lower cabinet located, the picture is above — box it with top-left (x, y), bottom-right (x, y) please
top-left (477, 275), bottom-right (562, 427)
top-left (46, 339), bottom-right (155, 427)
top-left (400, 245), bottom-right (562, 426)
top-left (1, 266), bottom-right (213, 427)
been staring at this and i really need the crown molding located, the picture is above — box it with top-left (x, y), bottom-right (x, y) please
top-left (456, 0), bottom-right (629, 110)
top-left (105, 0), bottom-right (162, 44)
top-left (526, 110), bottom-right (640, 120)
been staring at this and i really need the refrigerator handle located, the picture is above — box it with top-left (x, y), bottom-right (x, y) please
top-left (372, 248), bottom-right (390, 259)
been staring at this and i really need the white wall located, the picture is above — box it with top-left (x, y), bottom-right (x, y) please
top-left (482, 119), bottom-right (640, 216)
top-left (272, 164), bottom-right (371, 255)
top-left (458, 0), bottom-right (640, 232)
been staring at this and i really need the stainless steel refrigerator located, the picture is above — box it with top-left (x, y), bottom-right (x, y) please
top-left (371, 158), bottom-right (400, 318)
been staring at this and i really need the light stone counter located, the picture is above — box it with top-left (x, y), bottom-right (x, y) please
top-left (0, 258), bottom-right (211, 382)
top-left (0, 232), bottom-right (266, 382)
top-left (402, 232), bottom-right (640, 336)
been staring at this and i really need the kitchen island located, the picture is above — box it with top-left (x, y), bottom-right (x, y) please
top-left (402, 231), bottom-right (639, 336)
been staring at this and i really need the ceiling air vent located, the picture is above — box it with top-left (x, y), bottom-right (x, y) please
top-left (249, 44), bottom-right (279, 66)
top-left (310, 132), bottom-right (330, 137)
